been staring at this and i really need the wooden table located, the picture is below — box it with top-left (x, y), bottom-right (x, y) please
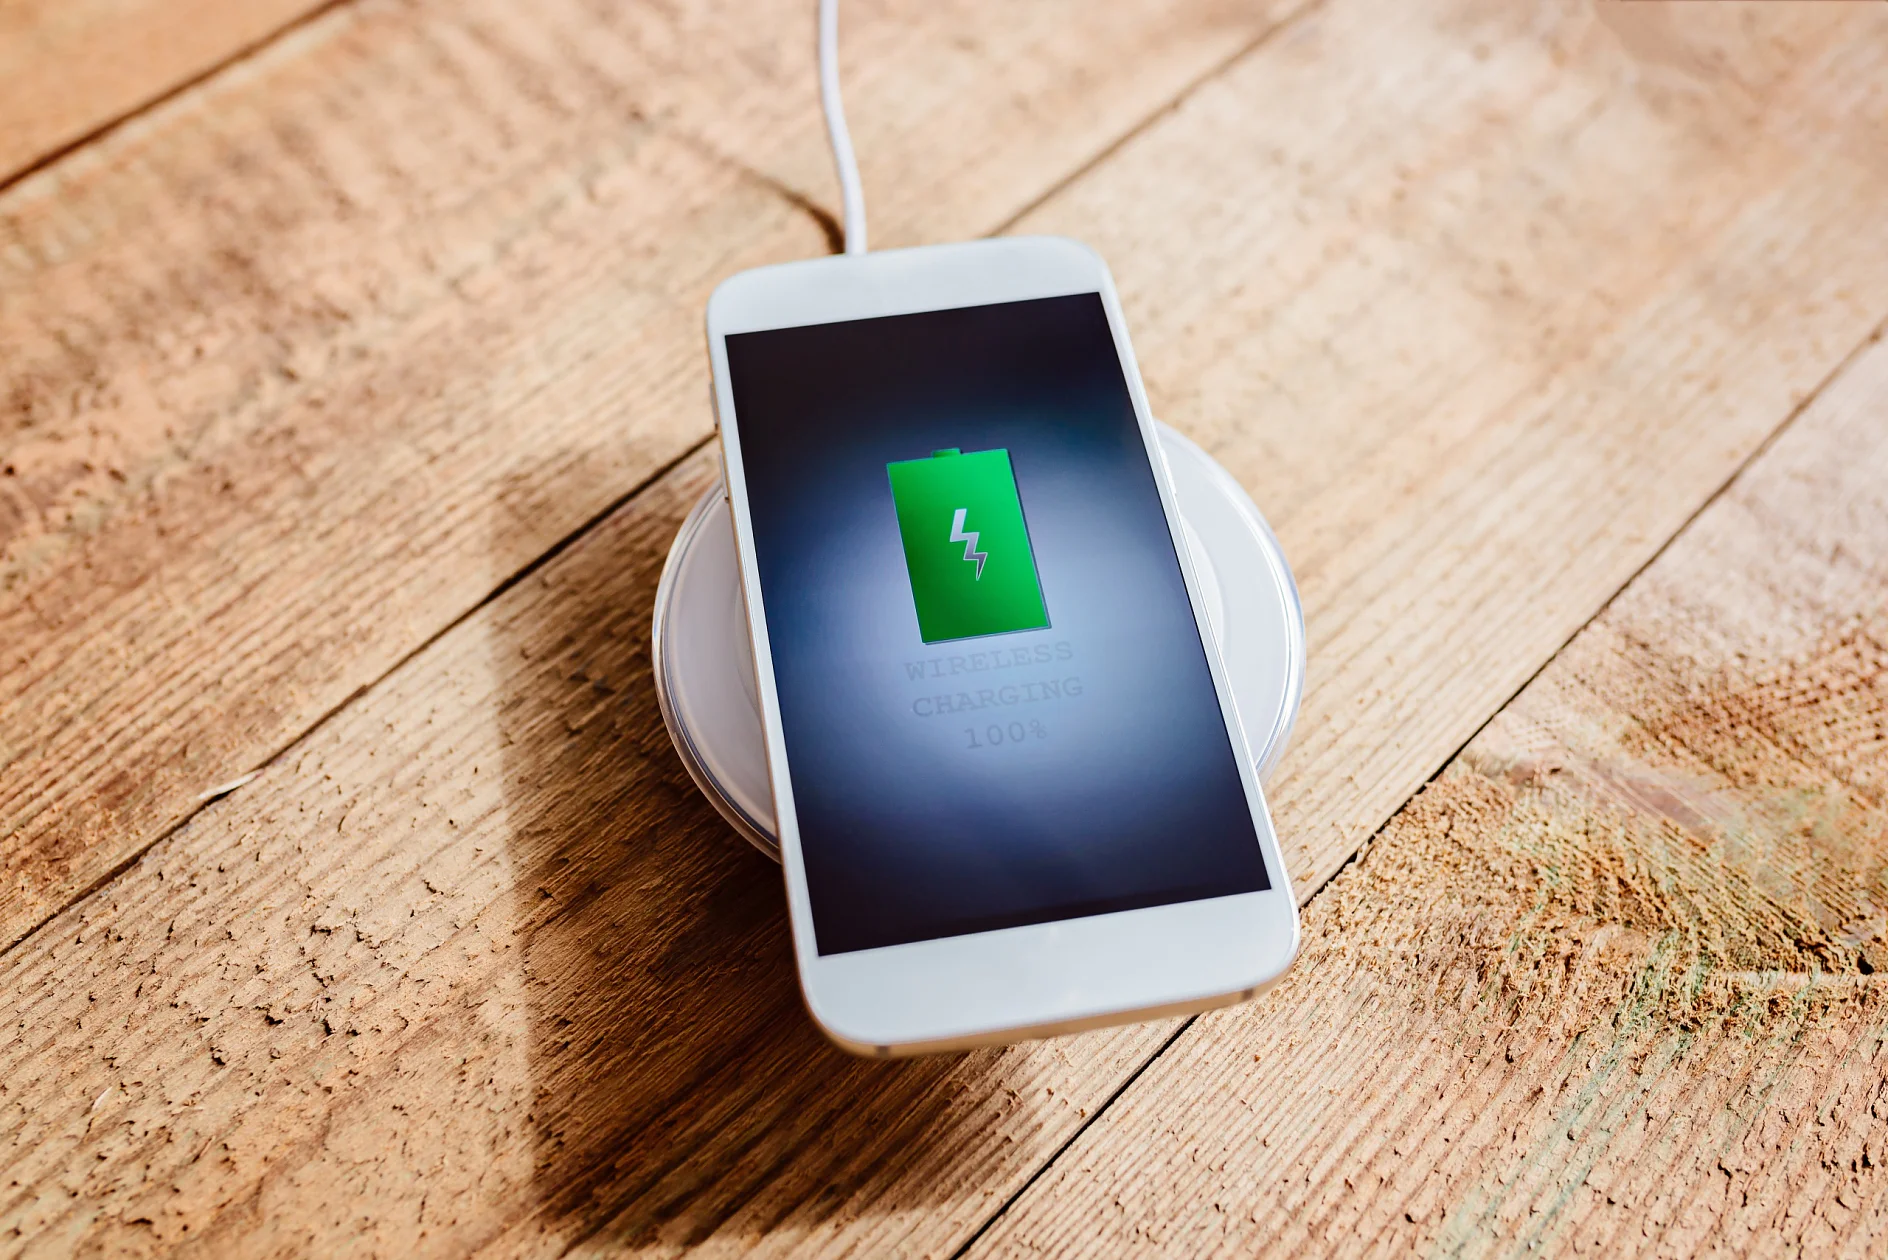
top-left (4, 0), bottom-right (1888, 1253)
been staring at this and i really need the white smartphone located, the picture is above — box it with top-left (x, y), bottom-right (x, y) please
top-left (705, 236), bottom-right (1298, 1055)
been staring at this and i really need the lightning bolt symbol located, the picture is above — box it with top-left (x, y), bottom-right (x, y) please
top-left (950, 508), bottom-right (987, 580)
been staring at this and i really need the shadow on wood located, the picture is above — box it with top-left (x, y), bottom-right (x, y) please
top-left (489, 450), bottom-right (1037, 1248)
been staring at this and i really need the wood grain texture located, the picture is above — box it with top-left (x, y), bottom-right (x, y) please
top-left (4, 1), bottom-right (1888, 1253)
top-left (1019, 0), bottom-right (1888, 912)
top-left (0, 0), bottom-right (327, 183)
top-left (0, 0), bottom-right (1298, 950)
top-left (0, 446), bottom-right (1184, 1255)
top-left (968, 325), bottom-right (1888, 1260)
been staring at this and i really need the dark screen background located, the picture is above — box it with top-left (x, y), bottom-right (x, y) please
top-left (726, 293), bottom-right (1269, 955)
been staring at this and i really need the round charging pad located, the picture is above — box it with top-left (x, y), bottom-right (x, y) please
top-left (652, 422), bottom-right (1305, 860)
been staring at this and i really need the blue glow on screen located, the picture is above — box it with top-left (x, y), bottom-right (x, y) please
top-left (727, 294), bottom-right (1268, 955)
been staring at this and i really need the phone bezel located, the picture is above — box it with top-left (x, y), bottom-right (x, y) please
top-left (705, 236), bottom-right (1299, 1055)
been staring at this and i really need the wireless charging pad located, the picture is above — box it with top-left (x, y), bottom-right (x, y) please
top-left (653, 422), bottom-right (1306, 860)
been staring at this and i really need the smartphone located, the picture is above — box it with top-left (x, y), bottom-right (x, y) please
top-left (705, 236), bottom-right (1298, 1055)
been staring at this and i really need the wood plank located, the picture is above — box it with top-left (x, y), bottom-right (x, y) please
top-left (0, 446), bottom-right (1180, 1255)
top-left (0, 0), bottom-right (327, 184)
top-left (4, 2), bottom-right (1888, 1255)
top-left (1030, 0), bottom-right (1888, 907)
top-left (967, 305), bottom-right (1888, 1260)
top-left (0, 0), bottom-right (1300, 950)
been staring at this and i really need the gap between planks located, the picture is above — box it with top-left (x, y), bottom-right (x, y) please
top-left (0, 0), bottom-right (1319, 965)
top-left (0, 0), bottom-right (343, 193)
top-left (949, 316), bottom-right (1888, 1258)
top-left (951, 306), bottom-right (1888, 1260)
top-left (0, 0), bottom-right (1312, 957)
top-left (966, 298), bottom-right (1888, 1260)
top-left (0, 434), bottom-right (716, 970)
top-left (3, 0), bottom-right (1888, 1254)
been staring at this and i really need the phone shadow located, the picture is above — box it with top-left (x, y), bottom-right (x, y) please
top-left (490, 448), bottom-right (1052, 1250)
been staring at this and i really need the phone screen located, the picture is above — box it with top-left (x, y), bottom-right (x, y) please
top-left (726, 293), bottom-right (1270, 955)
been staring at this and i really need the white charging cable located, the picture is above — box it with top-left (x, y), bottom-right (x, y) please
top-left (818, 0), bottom-right (868, 254)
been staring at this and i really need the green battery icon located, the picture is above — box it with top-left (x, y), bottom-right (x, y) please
top-left (887, 447), bottom-right (1050, 644)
